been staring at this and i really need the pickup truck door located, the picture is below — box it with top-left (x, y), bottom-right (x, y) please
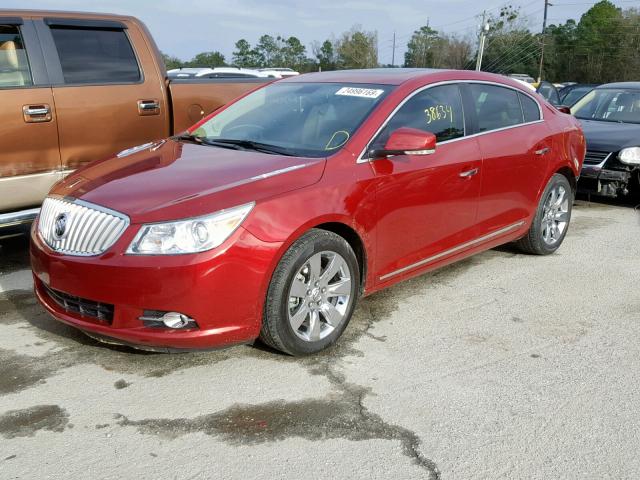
top-left (0, 18), bottom-right (62, 212)
top-left (35, 17), bottom-right (169, 172)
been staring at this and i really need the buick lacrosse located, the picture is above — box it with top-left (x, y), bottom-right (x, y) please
top-left (31, 69), bottom-right (585, 355)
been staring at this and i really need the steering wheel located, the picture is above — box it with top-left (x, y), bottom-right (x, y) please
top-left (224, 124), bottom-right (265, 139)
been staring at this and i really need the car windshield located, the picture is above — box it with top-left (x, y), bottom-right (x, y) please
top-left (572, 88), bottom-right (640, 124)
top-left (561, 87), bottom-right (593, 106)
top-left (191, 82), bottom-right (394, 157)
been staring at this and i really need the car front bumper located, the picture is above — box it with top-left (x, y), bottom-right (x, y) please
top-left (30, 223), bottom-right (282, 350)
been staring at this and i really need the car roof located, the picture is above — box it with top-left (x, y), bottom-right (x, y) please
top-left (279, 68), bottom-right (536, 89)
top-left (281, 68), bottom-right (450, 85)
top-left (596, 82), bottom-right (640, 90)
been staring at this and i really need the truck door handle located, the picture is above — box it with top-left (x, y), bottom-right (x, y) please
top-left (459, 167), bottom-right (479, 178)
top-left (535, 147), bottom-right (550, 156)
top-left (138, 99), bottom-right (160, 115)
top-left (23, 104), bottom-right (52, 123)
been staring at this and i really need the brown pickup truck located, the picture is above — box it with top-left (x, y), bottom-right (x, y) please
top-left (0, 10), bottom-right (270, 229)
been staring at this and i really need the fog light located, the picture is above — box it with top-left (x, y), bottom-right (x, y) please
top-left (162, 312), bottom-right (190, 328)
top-left (139, 310), bottom-right (198, 329)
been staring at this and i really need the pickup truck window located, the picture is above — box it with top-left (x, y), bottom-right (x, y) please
top-left (49, 27), bottom-right (141, 85)
top-left (0, 25), bottom-right (32, 87)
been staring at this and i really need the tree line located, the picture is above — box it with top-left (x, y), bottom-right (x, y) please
top-left (162, 1), bottom-right (639, 83)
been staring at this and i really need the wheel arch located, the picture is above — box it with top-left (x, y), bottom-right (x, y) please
top-left (555, 166), bottom-right (577, 194)
top-left (312, 222), bottom-right (367, 294)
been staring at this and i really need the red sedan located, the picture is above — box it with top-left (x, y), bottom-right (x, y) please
top-left (31, 69), bottom-right (585, 355)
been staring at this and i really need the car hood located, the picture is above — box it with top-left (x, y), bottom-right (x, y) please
top-left (579, 119), bottom-right (640, 152)
top-left (51, 139), bottom-right (326, 223)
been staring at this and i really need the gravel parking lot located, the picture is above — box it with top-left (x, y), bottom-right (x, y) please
top-left (0, 199), bottom-right (639, 480)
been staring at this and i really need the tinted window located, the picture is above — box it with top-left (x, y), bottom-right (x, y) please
top-left (0, 25), bottom-right (32, 87)
top-left (372, 84), bottom-right (464, 149)
top-left (469, 84), bottom-right (524, 132)
top-left (519, 93), bottom-right (540, 122)
top-left (50, 27), bottom-right (140, 84)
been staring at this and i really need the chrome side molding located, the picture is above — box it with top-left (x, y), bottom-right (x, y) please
top-left (379, 220), bottom-right (526, 281)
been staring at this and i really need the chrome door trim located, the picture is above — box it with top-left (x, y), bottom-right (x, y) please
top-left (357, 79), bottom-right (545, 164)
top-left (379, 220), bottom-right (526, 281)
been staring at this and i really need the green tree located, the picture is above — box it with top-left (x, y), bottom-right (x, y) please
top-left (161, 52), bottom-right (183, 70)
top-left (404, 26), bottom-right (439, 67)
top-left (256, 35), bottom-right (282, 66)
top-left (313, 39), bottom-right (337, 71)
top-left (479, 6), bottom-right (540, 77)
top-left (336, 26), bottom-right (378, 69)
top-left (232, 39), bottom-right (263, 68)
top-left (187, 51), bottom-right (226, 68)
top-left (282, 36), bottom-right (307, 69)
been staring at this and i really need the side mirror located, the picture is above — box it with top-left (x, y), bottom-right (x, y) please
top-left (370, 127), bottom-right (436, 158)
top-left (555, 105), bottom-right (572, 114)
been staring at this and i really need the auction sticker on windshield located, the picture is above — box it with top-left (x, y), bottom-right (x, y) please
top-left (335, 87), bottom-right (385, 98)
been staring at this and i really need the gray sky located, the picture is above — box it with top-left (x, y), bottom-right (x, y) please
top-left (6, 0), bottom-right (639, 64)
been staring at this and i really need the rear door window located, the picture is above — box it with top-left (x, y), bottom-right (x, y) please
top-left (519, 93), bottom-right (541, 122)
top-left (0, 24), bottom-right (32, 87)
top-left (371, 84), bottom-right (465, 151)
top-left (49, 27), bottom-right (140, 84)
top-left (468, 84), bottom-right (524, 133)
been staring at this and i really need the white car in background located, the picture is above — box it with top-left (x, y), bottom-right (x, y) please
top-left (168, 67), bottom-right (278, 79)
top-left (259, 67), bottom-right (299, 77)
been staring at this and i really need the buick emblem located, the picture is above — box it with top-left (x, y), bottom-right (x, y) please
top-left (53, 213), bottom-right (69, 240)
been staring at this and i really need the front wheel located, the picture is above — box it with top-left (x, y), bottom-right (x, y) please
top-left (260, 229), bottom-right (360, 356)
top-left (516, 173), bottom-right (573, 255)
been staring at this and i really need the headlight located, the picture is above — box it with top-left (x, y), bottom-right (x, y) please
top-left (127, 202), bottom-right (254, 255)
top-left (619, 147), bottom-right (640, 165)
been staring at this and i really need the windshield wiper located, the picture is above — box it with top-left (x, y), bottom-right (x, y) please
top-left (209, 139), bottom-right (296, 156)
top-left (174, 132), bottom-right (203, 144)
top-left (174, 134), bottom-right (296, 156)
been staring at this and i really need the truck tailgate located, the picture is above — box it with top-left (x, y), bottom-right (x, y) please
top-left (168, 78), bottom-right (272, 133)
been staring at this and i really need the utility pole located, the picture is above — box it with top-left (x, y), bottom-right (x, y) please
top-left (391, 31), bottom-right (396, 67)
top-left (538, 0), bottom-right (551, 82)
top-left (475, 11), bottom-right (490, 71)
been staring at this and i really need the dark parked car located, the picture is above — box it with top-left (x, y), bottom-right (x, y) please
top-left (572, 82), bottom-right (640, 198)
top-left (559, 83), bottom-right (598, 106)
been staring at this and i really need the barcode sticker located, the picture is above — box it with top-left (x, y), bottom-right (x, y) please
top-left (335, 87), bottom-right (385, 99)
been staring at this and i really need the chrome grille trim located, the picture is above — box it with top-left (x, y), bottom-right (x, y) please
top-left (583, 151), bottom-right (611, 166)
top-left (38, 197), bottom-right (129, 256)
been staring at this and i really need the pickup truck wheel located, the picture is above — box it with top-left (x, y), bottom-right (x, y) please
top-left (260, 229), bottom-right (360, 356)
top-left (516, 173), bottom-right (573, 255)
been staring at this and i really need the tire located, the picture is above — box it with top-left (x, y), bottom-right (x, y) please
top-left (260, 229), bottom-right (360, 356)
top-left (516, 173), bottom-right (573, 255)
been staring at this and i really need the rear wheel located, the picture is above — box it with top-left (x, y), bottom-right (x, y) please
top-left (260, 229), bottom-right (360, 355)
top-left (516, 173), bottom-right (573, 255)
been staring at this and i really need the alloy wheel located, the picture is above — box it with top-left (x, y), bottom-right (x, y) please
top-left (541, 184), bottom-right (570, 245)
top-left (287, 251), bottom-right (352, 342)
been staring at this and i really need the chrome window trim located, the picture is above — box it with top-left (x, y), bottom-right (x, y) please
top-left (379, 220), bottom-right (526, 281)
top-left (357, 79), bottom-right (545, 164)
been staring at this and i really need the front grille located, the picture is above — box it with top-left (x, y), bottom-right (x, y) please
top-left (38, 197), bottom-right (129, 256)
top-left (583, 150), bottom-right (611, 166)
top-left (43, 284), bottom-right (114, 323)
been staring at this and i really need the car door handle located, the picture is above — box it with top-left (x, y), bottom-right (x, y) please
top-left (138, 99), bottom-right (160, 115)
top-left (22, 104), bottom-right (52, 123)
top-left (535, 147), bottom-right (550, 156)
top-left (459, 168), bottom-right (479, 178)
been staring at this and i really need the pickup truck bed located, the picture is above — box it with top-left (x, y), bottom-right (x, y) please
top-left (0, 10), bottom-right (270, 225)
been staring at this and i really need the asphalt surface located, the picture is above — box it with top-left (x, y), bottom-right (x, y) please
top-left (0, 199), bottom-right (639, 480)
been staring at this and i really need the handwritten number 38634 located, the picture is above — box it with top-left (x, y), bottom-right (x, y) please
top-left (425, 105), bottom-right (453, 124)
